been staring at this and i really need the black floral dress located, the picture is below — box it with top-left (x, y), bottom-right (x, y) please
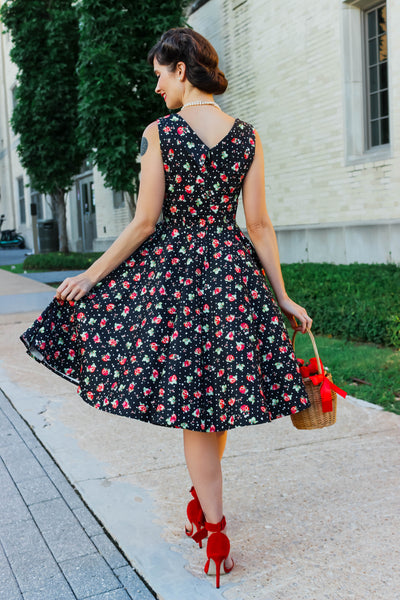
top-left (20, 113), bottom-right (310, 432)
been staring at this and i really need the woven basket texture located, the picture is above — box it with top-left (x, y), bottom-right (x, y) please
top-left (290, 329), bottom-right (337, 430)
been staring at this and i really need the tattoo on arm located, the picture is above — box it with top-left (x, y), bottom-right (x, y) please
top-left (140, 136), bottom-right (148, 156)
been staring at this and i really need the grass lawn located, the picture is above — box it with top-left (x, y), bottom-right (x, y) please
top-left (0, 264), bottom-right (25, 274)
top-left (294, 332), bottom-right (400, 415)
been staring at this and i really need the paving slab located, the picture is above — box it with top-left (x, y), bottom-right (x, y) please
top-left (0, 268), bottom-right (399, 600)
top-left (59, 553), bottom-right (122, 599)
top-left (0, 387), bottom-right (155, 599)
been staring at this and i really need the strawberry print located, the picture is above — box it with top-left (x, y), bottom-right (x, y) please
top-left (20, 113), bottom-right (310, 432)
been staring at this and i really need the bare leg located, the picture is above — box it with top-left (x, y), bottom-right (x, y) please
top-left (217, 431), bottom-right (228, 460)
top-left (183, 430), bottom-right (233, 568)
top-left (184, 430), bottom-right (222, 522)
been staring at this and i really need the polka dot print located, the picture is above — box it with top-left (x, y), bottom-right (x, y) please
top-left (20, 113), bottom-right (310, 432)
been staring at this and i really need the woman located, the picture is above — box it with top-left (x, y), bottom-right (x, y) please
top-left (21, 28), bottom-right (312, 588)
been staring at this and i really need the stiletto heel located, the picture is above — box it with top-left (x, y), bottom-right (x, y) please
top-left (203, 516), bottom-right (234, 588)
top-left (185, 486), bottom-right (207, 548)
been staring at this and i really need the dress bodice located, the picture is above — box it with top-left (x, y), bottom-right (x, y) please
top-left (157, 113), bottom-right (256, 228)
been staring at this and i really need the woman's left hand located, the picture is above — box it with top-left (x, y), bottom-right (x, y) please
top-left (55, 273), bottom-right (96, 302)
top-left (277, 296), bottom-right (312, 333)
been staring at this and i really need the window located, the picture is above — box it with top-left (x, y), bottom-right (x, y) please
top-left (31, 189), bottom-right (44, 220)
top-left (17, 177), bottom-right (26, 224)
top-left (82, 181), bottom-right (95, 214)
top-left (80, 158), bottom-right (93, 174)
top-left (342, 0), bottom-right (390, 161)
top-left (365, 4), bottom-right (389, 147)
top-left (188, 0), bottom-right (211, 15)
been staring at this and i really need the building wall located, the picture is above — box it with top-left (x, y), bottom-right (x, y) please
top-left (0, 21), bottom-right (53, 250)
top-left (1, 1), bottom-right (399, 263)
top-left (189, 0), bottom-right (400, 263)
top-left (0, 28), bottom-right (15, 231)
top-left (91, 168), bottom-right (132, 252)
top-left (0, 25), bottom-right (25, 236)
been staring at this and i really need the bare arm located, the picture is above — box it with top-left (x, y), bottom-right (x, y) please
top-left (242, 129), bottom-right (312, 332)
top-left (56, 121), bottom-right (164, 301)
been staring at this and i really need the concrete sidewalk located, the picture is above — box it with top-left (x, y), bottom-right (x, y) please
top-left (0, 269), bottom-right (83, 314)
top-left (20, 270), bottom-right (83, 284)
top-left (0, 269), bottom-right (399, 600)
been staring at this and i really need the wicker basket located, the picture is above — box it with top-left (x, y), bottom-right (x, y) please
top-left (290, 329), bottom-right (337, 430)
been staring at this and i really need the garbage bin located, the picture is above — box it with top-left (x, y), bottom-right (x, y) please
top-left (38, 220), bottom-right (59, 253)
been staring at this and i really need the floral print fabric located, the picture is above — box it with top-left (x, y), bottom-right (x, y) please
top-left (20, 113), bottom-right (310, 432)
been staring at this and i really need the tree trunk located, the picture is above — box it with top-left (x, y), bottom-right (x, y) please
top-left (51, 188), bottom-right (69, 253)
top-left (127, 191), bottom-right (137, 218)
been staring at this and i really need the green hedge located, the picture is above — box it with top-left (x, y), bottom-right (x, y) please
top-left (281, 263), bottom-right (400, 348)
top-left (23, 252), bottom-right (102, 272)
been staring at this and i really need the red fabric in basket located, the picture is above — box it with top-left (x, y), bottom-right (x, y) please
top-left (297, 358), bottom-right (347, 413)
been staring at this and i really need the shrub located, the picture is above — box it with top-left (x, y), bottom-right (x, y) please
top-left (281, 263), bottom-right (400, 348)
top-left (23, 252), bottom-right (102, 271)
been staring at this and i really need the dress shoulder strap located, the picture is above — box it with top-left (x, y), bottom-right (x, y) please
top-left (234, 119), bottom-right (256, 177)
top-left (157, 114), bottom-right (179, 164)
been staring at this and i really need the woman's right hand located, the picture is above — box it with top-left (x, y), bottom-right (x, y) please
top-left (55, 272), bottom-right (96, 302)
top-left (277, 296), bottom-right (312, 333)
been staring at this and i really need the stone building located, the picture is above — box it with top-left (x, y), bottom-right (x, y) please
top-left (1, 0), bottom-right (398, 262)
top-left (189, 0), bottom-right (399, 263)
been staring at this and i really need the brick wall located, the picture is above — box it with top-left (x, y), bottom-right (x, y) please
top-left (189, 0), bottom-right (400, 262)
top-left (1, 1), bottom-right (399, 261)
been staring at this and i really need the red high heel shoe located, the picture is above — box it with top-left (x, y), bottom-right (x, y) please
top-left (204, 516), bottom-right (234, 588)
top-left (185, 487), bottom-right (207, 548)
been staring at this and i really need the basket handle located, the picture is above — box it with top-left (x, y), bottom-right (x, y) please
top-left (292, 328), bottom-right (323, 376)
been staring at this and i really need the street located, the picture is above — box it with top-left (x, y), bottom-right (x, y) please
top-left (0, 248), bottom-right (28, 266)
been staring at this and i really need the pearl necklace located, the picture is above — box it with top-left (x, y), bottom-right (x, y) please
top-left (181, 100), bottom-right (221, 110)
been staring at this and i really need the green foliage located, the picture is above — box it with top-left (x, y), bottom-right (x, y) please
top-left (281, 263), bottom-right (400, 348)
top-left (0, 0), bottom-right (86, 195)
top-left (1, 0), bottom-right (88, 252)
top-left (1, 0), bottom-right (190, 246)
top-left (76, 0), bottom-right (189, 199)
top-left (23, 251), bottom-right (102, 271)
top-left (0, 264), bottom-right (24, 274)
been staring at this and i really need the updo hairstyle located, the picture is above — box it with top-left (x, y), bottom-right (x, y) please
top-left (147, 27), bottom-right (228, 95)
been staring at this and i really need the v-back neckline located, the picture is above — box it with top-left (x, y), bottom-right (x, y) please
top-left (176, 113), bottom-right (239, 152)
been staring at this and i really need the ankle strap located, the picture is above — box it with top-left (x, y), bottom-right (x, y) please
top-left (205, 515), bottom-right (226, 532)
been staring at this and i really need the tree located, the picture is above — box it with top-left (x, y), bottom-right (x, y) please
top-left (0, 0), bottom-right (86, 252)
top-left (77, 0), bottom-right (189, 214)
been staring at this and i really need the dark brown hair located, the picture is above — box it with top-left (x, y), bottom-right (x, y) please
top-left (147, 27), bottom-right (228, 95)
